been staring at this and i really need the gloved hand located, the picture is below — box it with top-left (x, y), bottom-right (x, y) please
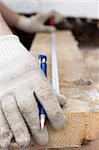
top-left (0, 35), bottom-right (67, 148)
top-left (17, 10), bottom-right (64, 33)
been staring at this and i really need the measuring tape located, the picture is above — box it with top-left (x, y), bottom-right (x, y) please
top-left (50, 17), bottom-right (60, 94)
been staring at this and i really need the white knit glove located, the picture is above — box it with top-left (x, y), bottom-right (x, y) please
top-left (0, 35), bottom-right (66, 148)
top-left (17, 10), bottom-right (64, 33)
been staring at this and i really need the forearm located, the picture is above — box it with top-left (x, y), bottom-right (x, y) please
top-left (0, 13), bottom-right (12, 35)
top-left (0, 2), bottom-right (20, 27)
top-left (0, 2), bottom-right (62, 33)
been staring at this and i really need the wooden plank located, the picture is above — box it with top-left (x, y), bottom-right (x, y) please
top-left (82, 49), bottom-right (99, 90)
top-left (9, 31), bottom-right (99, 149)
top-left (58, 47), bottom-right (99, 150)
top-left (30, 31), bottom-right (99, 114)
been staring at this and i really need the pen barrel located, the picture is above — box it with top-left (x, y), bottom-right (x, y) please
top-left (38, 55), bottom-right (47, 125)
top-left (38, 103), bottom-right (46, 115)
top-left (41, 62), bottom-right (47, 77)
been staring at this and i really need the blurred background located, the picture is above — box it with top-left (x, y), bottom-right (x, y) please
top-left (1, 0), bottom-right (98, 90)
top-left (2, 0), bottom-right (98, 48)
top-left (1, 0), bottom-right (98, 19)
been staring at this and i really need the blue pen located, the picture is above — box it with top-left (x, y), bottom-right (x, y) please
top-left (38, 54), bottom-right (47, 130)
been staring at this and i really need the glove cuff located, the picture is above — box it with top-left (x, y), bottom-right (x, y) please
top-left (0, 35), bottom-right (27, 59)
top-left (0, 35), bottom-right (19, 40)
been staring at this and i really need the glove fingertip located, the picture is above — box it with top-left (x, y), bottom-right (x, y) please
top-left (16, 135), bottom-right (31, 148)
top-left (57, 94), bottom-right (67, 106)
top-left (0, 131), bottom-right (12, 149)
top-left (33, 128), bottom-right (48, 145)
top-left (52, 113), bottom-right (67, 129)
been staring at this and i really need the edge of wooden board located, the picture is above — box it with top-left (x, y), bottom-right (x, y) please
top-left (8, 112), bottom-right (99, 149)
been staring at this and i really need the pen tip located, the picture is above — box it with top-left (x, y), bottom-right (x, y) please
top-left (41, 118), bottom-right (45, 130)
top-left (41, 126), bottom-right (44, 130)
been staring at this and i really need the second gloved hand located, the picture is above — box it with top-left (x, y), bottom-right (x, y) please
top-left (0, 35), bottom-right (67, 148)
top-left (17, 10), bottom-right (64, 33)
